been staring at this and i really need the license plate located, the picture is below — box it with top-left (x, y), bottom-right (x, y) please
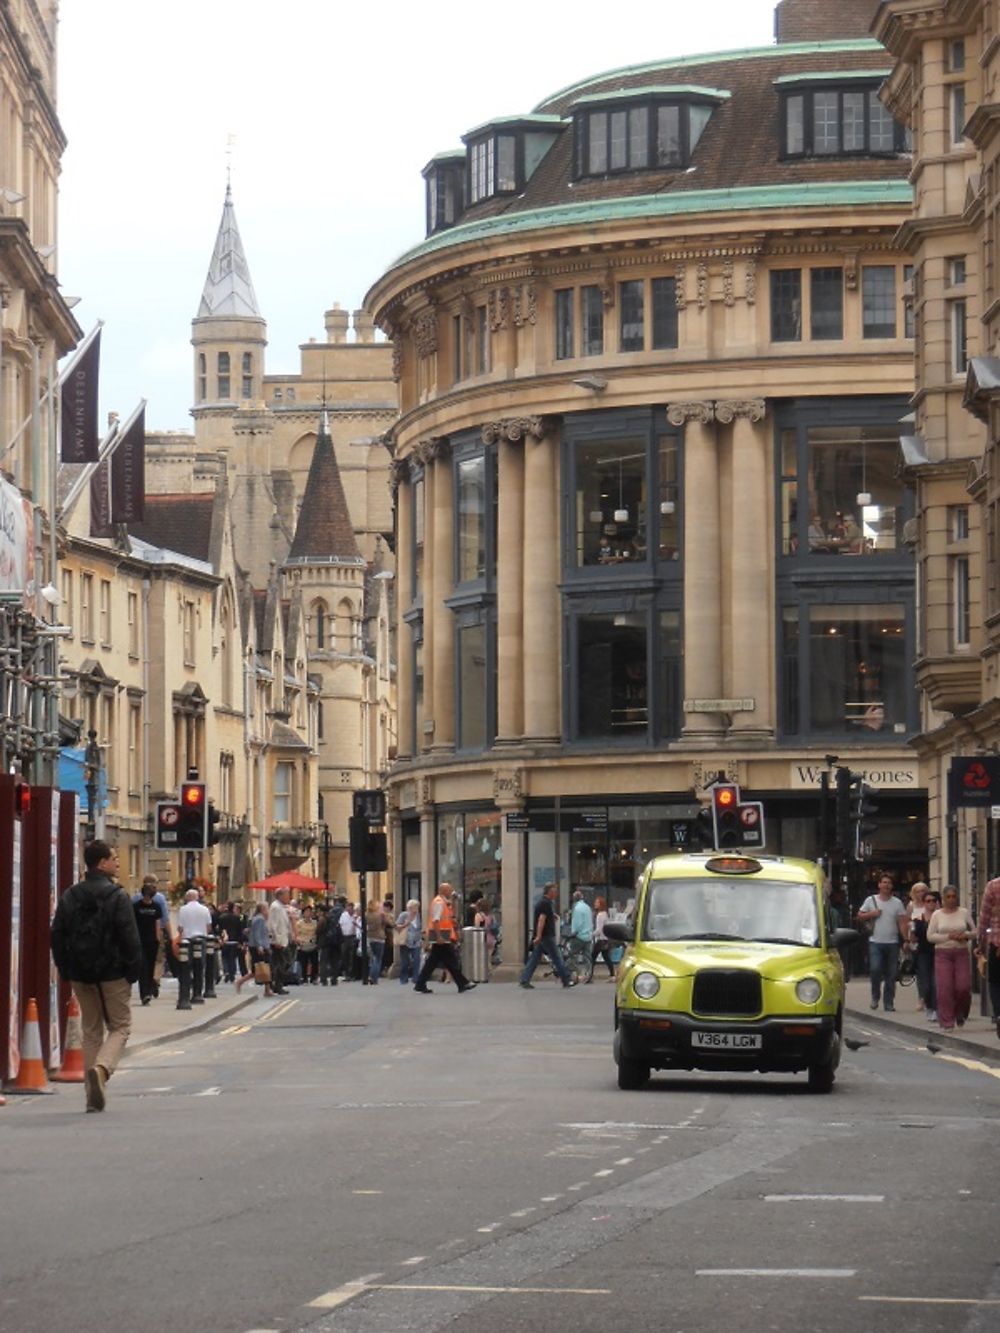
top-left (691, 1031), bottom-right (762, 1050)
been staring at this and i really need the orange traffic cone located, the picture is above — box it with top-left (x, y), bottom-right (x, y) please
top-left (6, 998), bottom-right (54, 1095)
top-left (52, 994), bottom-right (85, 1083)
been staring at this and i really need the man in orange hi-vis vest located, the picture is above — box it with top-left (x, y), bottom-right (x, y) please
top-left (413, 882), bottom-right (477, 994)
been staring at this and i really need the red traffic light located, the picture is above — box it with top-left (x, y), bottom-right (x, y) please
top-left (181, 782), bottom-right (206, 806)
top-left (711, 782), bottom-right (742, 849)
top-left (715, 786), bottom-right (737, 808)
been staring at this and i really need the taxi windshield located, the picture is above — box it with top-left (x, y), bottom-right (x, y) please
top-left (642, 876), bottom-right (820, 947)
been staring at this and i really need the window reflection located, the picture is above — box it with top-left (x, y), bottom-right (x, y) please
top-left (457, 456), bottom-right (486, 581)
top-left (781, 425), bottom-right (903, 557)
top-left (577, 613), bottom-right (647, 738)
top-left (575, 440), bottom-right (647, 566)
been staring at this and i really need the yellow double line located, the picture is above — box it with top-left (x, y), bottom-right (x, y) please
top-left (260, 997), bottom-right (298, 1023)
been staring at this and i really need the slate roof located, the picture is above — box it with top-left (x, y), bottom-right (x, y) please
top-left (197, 185), bottom-right (261, 319)
top-left (285, 412), bottom-right (363, 565)
top-left (128, 493), bottom-right (215, 564)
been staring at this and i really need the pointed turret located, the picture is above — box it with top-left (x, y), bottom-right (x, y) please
top-left (198, 185), bottom-right (261, 318)
top-left (191, 186), bottom-right (267, 414)
top-left (286, 412), bottom-right (364, 565)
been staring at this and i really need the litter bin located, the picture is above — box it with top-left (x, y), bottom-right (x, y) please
top-left (462, 926), bottom-right (488, 982)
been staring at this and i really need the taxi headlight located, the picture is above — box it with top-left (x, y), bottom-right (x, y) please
top-left (633, 971), bottom-right (660, 1000)
top-left (796, 977), bottom-right (822, 1005)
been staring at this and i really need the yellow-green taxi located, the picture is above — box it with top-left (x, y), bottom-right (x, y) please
top-left (607, 852), bottom-right (854, 1093)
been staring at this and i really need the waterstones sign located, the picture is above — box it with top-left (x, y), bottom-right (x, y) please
top-left (790, 762), bottom-right (919, 790)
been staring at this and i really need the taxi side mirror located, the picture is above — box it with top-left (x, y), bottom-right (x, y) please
top-left (830, 927), bottom-right (859, 950)
top-left (604, 921), bottom-right (633, 944)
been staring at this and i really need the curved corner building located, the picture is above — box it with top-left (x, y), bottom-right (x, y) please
top-left (367, 0), bottom-right (928, 951)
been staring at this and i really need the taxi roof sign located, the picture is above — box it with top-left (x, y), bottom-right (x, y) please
top-left (704, 855), bottom-right (764, 875)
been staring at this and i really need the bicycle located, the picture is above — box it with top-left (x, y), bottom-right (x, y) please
top-left (537, 935), bottom-right (593, 985)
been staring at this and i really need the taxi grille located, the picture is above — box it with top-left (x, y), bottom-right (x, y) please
top-left (692, 969), bottom-right (762, 1017)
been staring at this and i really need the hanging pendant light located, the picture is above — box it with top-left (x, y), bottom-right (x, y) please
top-left (857, 439), bottom-right (871, 507)
top-left (614, 456), bottom-right (629, 524)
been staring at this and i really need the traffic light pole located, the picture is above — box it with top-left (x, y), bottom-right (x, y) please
top-left (359, 872), bottom-right (369, 986)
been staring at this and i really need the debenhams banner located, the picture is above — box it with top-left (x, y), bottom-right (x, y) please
top-left (790, 761), bottom-right (919, 789)
top-left (0, 476), bottom-right (33, 596)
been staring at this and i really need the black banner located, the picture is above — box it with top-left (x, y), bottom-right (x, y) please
top-left (111, 407), bottom-right (145, 523)
top-left (90, 458), bottom-right (112, 538)
top-left (60, 333), bottom-right (101, 463)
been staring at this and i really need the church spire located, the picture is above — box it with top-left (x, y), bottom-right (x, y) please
top-left (286, 412), bottom-right (363, 565)
top-left (197, 185), bottom-right (260, 318)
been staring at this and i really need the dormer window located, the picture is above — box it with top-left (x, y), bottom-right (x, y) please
top-left (458, 115), bottom-right (563, 210)
top-left (423, 152), bottom-right (465, 235)
top-left (777, 74), bottom-right (909, 158)
top-left (571, 86), bottom-right (727, 179)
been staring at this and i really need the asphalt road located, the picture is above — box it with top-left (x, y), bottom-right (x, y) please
top-left (2, 980), bottom-right (1000, 1333)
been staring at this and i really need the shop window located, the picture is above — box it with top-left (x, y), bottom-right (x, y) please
top-left (782, 603), bottom-right (910, 738)
top-left (576, 612), bottom-right (648, 739)
top-left (783, 422), bottom-right (904, 557)
top-left (573, 438), bottom-right (648, 567)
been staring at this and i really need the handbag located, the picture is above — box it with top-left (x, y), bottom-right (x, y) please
top-left (393, 924), bottom-right (409, 946)
top-left (254, 960), bottom-right (271, 984)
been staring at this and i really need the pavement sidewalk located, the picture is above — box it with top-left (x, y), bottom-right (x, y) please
top-left (124, 976), bottom-right (256, 1056)
top-left (844, 974), bottom-right (1000, 1063)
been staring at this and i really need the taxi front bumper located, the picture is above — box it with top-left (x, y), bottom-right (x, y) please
top-left (617, 1009), bottom-right (837, 1072)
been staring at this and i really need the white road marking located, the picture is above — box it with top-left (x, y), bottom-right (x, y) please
top-left (307, 1273), bottom-right (382, 1310)
top-left (477, 1223), bottom-right (501, 1233)
top-left (147, 1086), bottom-right (173, 1093)
top-left (860, 1297), bottom-right (1000, 1306)
top-left (566, 1183), bottom-right (586, 1192)
top-left (194, 1086), bottom-right (222, 1097)
top-left (698, 1269), bottom-right (855, 1279)
top-left (436, 1238), bottom-right (465, 1250)
top-left (374, 1284), bottom-right (611, 1295)
top-left (765, 1194), bottom-right (884, 1203)
top-left (615, 1157), bottom-right (634, 1165)
top-left (562, 1121), bottom-right (680, 1131)
top-left (400, 1256), bottom-right (426, 1266)
top-left (510, 1207), bottom-right (537, 1218)
top-left (539, 1195), bottom-right (561, 1202)
top-left (352, 1190), bottom-right (382, 1196)
top-left (593, 1169), bottom-right (614, 1177)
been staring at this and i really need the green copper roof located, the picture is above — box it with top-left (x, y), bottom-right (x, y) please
top-left (535, 39), bottom-right (886, 112)
top-left (773, 69), bottom-right (891, 86)
top-left (462, 113), bottom-right (564, 141)
top-left (571, 84), bottom-right (732, 108)
top-left (387, 180), bottom-right (913, 271)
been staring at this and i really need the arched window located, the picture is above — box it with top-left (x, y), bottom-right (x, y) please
top-left (313, 600), bottom-right (328, 649)
top-left (198, 353), bottom-right (207, 402)
top-left (242, 352), bottom-right (253, 399)
top-left (217, 351), bottom-right (230, 399)
top-left (337, 597), bottom-right (354, 653)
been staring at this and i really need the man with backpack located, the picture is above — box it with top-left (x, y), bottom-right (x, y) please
top-left (51, 840), bottom-right (142, 1112)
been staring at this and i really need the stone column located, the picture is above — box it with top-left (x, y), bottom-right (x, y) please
top-left (493, 431), bottom-right (525, 744)
top-left (419, 450), bottom-right (435, 754)
top-left (518, 417), bottom-right (561, 743)
top-left (428, 438), bottom-right (455, 751)
top-left (393, 459), bottom-right (415, 759)
top-left (669, 401), bottom-right (724, 743)
top-left (419, 788), bottom-right (436, 913)
top-left (499, 815), bottom-right (526, 974)
top-left (716, 399), bottom-right (773, 742)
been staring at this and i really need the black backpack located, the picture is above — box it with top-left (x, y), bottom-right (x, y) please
top-left (67, 885), bottom-right (119, 982)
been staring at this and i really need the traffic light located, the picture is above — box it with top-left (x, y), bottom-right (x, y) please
top-left (349, 815), bottom-right (388, 872)
top-left (712, 782), bottom-right (742, 849)
top-left (177, 780), bottom-right (208, 849)
top-left (849, 775), bottom-right (878, 862)
top-left (207, 802), bottom-right (222, 846)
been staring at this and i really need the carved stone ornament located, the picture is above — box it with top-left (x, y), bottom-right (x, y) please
top-left (525, 281), bottom-right (537, 325)
top-left (481, 415), bottom-right (555, 445)
top-left (419, 776), bottom-right (433, 811)
top-left (714, 398), bottom-right (766, 425)
top-left (415, 435), bottom-right (450, 464)
top-left (666, 401), bottom-right (715, 427)
top-left (843, 252), bottom-right (859, 292)
top-left (489, 287), bottom-right (510, 331)
top-left (599, 269), bottom-right (615, 308)
top-left (391, 339), bottom-right (403, 382)
top-left (675, 264), bottom-right (687, 310)
top-left (389, 457), bottom-right (410, 495)
top-left (493, 767), bottom-right (525, 805)
top-left (412, 309), bottom-right (439, 358)
top-left (745, 259), bottom-right (757, 306)
top-left (722, 260), bottom-right (735, 308)
top-left (697, 263), bottom-right (709, 310)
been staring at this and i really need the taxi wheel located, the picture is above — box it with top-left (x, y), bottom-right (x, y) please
top-left (617, 1055), bottom-right (650, 1090)
top-left (807, 1028), bottom-right (840, 1093)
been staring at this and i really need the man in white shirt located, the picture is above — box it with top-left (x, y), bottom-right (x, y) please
top-left (267, 887), bottom-right (292, 994)
top-left (177, 887), bottom-right (214, 1002)
top-left (857, 872), bottom-right (909, 1013)
top-left (338, 900), bottom-right (357, 981)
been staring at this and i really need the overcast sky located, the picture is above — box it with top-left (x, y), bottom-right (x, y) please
top-left (58, 0), bottom-right (784, 431)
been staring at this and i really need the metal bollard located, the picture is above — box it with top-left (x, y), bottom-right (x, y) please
top-left (176, 939), bottom-right (192, 1010)
top-left (203, 937), bottom-right (217, 999)
top-left (191, 936), bottom-right (205, 1004)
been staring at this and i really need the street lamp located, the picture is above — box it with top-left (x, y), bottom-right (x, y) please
top-left (83, 728), bottom-right (101, 842)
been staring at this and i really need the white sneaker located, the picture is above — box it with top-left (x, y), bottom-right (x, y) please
top-left (926, 1010), bottom-right (937, 1022)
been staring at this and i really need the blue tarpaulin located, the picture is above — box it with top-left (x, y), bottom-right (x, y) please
top-left (58, 746), bottom-right (107, 810)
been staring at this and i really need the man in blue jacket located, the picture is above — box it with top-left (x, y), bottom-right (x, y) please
top-left (51, 840), bottom-right (142, 1112)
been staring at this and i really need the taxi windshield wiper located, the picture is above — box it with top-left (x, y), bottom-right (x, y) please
top-left (668, 932), bottom-right (747, 941)
top-left (750, 935), bottom-right (813, 947)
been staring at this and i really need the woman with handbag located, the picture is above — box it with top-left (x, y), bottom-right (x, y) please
top-left (237, 903), bottom-right (273, 996)
top-left (395, 898), bottom-right (422, 985)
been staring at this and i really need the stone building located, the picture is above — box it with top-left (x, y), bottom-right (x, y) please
top-left (367, 0), bottom-right (928, 952)
top-left (877, 1), bottom-right (1000, 890)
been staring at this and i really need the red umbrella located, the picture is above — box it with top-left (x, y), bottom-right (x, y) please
top-left (247, 869), bottom-right (329, 892)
